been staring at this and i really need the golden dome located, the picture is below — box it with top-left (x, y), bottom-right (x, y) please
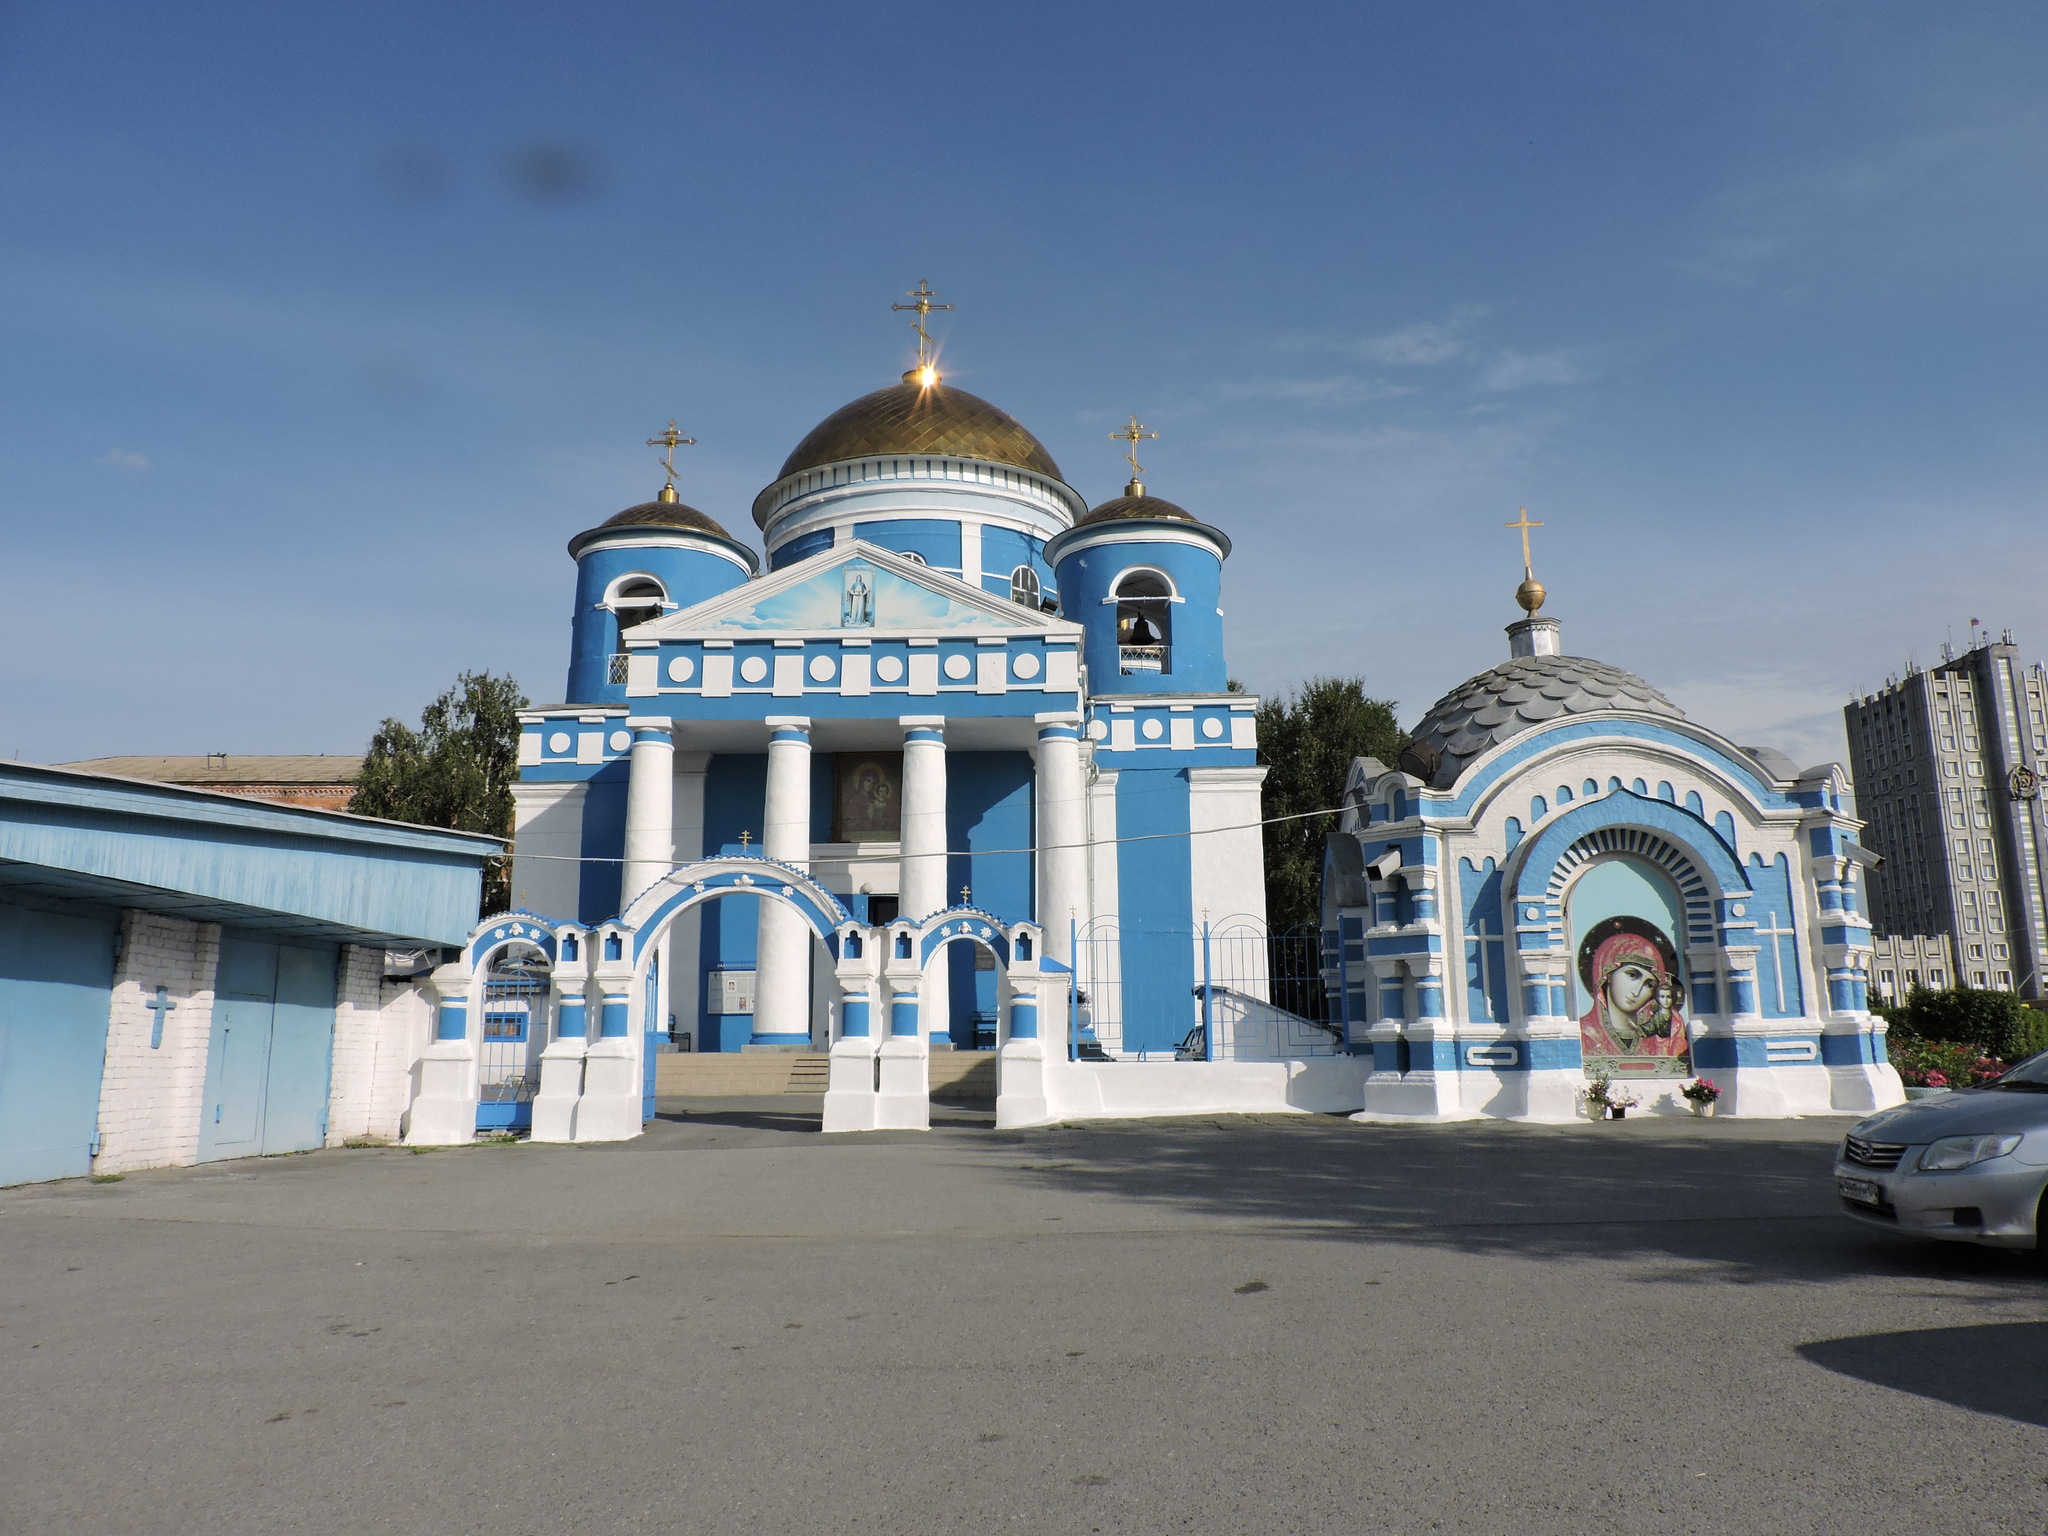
top-left (774, 377), bottom-right (1064, 489)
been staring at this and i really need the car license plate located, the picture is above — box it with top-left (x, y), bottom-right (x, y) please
top-left (1838, 1176), bottom-right (1883, 1207)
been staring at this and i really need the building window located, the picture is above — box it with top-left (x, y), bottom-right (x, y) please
top-left (1970, 944), bottom-right (1985, 959)
top-left (1114, 569), bottom-right (1174, 675)
top-left (606, 577), bottom-right (667, 682)
top-left (1998, 970), bottom-right (2013, 987)
top-left (1930, 969), bottom-right (1946, 985)
top-left (1009, 565), bottom-right (1042, 608)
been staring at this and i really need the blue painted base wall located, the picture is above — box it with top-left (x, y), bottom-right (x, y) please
top-left (0, 898), bottom-right (115, 1186)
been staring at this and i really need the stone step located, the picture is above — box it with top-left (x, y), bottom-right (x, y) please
top-left (654, 1049), bottom-right (1000, 1098)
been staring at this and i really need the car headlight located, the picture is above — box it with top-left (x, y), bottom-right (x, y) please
top-left (1917, 1133), bottom-right (2023, 1171)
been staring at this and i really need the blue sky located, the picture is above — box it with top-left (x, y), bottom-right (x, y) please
top-left (3, 0), bottom-right (2044, 769)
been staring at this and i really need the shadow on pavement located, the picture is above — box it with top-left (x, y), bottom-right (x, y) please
top-left (1798, 1322), bottom-right (2048, 1426)
top-left (1001, 1115), bottom-right (2048, 1287)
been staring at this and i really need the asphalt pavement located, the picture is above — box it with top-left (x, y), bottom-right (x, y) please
top-left (1, 1103), bottom-right (2043, 1536)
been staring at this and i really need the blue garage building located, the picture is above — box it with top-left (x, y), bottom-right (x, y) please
top-left (0, 762), bottom-right (498, 1185)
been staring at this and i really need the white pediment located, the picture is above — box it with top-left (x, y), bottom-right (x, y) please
top-left (636, 540), bottom-right (1078, 639)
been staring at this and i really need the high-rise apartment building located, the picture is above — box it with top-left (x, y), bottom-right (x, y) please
top-left (1844, 631), bottom-right (2048, 998)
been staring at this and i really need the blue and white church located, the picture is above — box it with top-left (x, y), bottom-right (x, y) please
top-left (1324, 542), bottom-right (1906, 1123)
top-left (404, 324), bottom-right (1364, 1145)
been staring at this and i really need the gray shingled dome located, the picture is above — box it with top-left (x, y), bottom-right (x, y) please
top-left (1400, 654), bottom-right (1684, 788)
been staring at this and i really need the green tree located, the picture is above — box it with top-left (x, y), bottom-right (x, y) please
top-left (1894, 985), bottom-right (2048, 1063)
top-left (349, 671), bottom-right (528, 915)
top-left (1255, 677), bottom-right (1405, 933)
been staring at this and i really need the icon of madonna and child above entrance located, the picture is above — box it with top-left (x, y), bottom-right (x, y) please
top-left (1570, 860), bottom-right (1692, 1080)
top-left (1334, 513), bottom-right (1903, 1123)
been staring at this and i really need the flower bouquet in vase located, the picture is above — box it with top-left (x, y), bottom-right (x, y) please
top-left (1606, 1089), bottom-right (1641, 1120)
top-left (1680, 1078), bottom-right (1721, 1117)
top-left (1583, 1070), bottom-right (1613, 1121)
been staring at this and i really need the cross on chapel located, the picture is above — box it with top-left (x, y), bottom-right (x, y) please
top-left (1755, 907), bottom-right (1799, 1013)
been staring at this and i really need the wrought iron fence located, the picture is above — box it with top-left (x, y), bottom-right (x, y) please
top-left (1068, 916), bottom-right (1345, 1061)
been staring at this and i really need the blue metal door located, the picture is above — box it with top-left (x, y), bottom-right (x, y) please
top-left (201, 938), bottom-right (277, 1161)
top-left (260, 944), bottom-right (336, 1153)
top-left (0, 902), bottom-right (115, 1186)
top-left (200, 935), bottom-right (336, 1162)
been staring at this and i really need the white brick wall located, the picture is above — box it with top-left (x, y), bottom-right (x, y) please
top-left (94, 911), bottom-right (219, 1175)
top-left (326, 948), bottom-right (431, 1145)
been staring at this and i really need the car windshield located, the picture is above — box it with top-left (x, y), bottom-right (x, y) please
top-left (1988, 1050), bottom-right (2048, 1090)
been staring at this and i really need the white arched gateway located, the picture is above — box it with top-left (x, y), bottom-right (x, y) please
top-left (402, 856), bottom-right (1067, 1143)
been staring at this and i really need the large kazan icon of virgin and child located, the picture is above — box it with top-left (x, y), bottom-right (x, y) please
top-left (1576, 915), bottom-right (1691, 1074)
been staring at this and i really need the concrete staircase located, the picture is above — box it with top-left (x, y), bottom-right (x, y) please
top-left (654, 1049), bottom-right (998, 1099)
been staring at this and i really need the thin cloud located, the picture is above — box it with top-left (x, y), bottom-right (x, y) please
top-left (1480, 348), bottom-right (1584, 391)
top-left (1279, 304), bottom-right (1490, 366)
top-left (100, 448), bottom-right (151, 471)
top-left (1211, 375), bottom-right (1419, 405)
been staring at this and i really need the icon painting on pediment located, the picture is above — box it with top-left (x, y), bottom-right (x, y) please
top-left (700, 554), bottom-right (1033, 632)
top-left (842, 564), bottom-right (875, 628)
top-left (1568, 857), bottom-right (1692, 1079)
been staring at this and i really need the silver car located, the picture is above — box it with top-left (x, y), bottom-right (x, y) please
top-left (1835, 1049), bottom-right (2048, 1252)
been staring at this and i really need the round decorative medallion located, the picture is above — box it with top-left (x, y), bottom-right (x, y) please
top-left (1141, 717), bottom-right (1164, 740)
top-left (666, 656), bottom-right (694, 683)
top-left (808, 654), bottom-right (836, 682)
top-left (1200, 716), bottom-right (1224, 739)
top-left (607, 730), bottom-right (631, 752)
top-left (547, 732), bottom-right (571, 753)
top-left (739, 655), bottom-right (769, 683)
top-left (1011, 651), bottom-right (1041, 679)
top-left (875, 654), bottom-right (905, 683)
top-left (943, 653), bottom-right (973, 680)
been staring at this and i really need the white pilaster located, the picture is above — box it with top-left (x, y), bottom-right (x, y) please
top-left (905, 720), bottom-right (950, 1048)
top-left (752, 718), bottom-right (814, 1047)
top-left (1034, 715), bottom-right (1087, 967)
top-left (403, 960), bottom-right (482, 1145)
top-left (621, 719), bottom-right (675, 912)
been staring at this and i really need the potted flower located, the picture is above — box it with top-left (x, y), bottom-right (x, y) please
top-left (1680, 1078), bottom-right (1721, 1117)
top-left (1583, 1070), bottom-right (1613, 1121)
top-left (1606, 1088), bottom-right (1641, 1120)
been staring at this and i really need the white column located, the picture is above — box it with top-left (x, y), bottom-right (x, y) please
top-left (900, 716), bottom-right (948, 921)
top-left (620, 718), bottom-right (675, 912)
top-left (902, 716), bottom-right (954, 1051)
top-left (752, 718), bottom-right (813, 1047)
top-left (1034, 714), bottom-right (1087, 966)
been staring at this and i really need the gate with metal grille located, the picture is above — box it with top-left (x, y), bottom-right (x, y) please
top-left (478, 945), bottom-right (550, 1132)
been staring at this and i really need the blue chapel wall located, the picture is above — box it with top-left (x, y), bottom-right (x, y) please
top-left (769, 528), bottom-right (835, 569)
top-left (850, 519), bottom-right (964, 578)
top-left (1459, 857), bottom-right (1510, 1024)
top-left (978, 525), bottom-right (1057, 606)
top-left (1115, 766), bottom-right (1196, 1053)
top-left (942, 752), bottom-right (1036, 1045)
top-left (1747, 852), bottom-right (1806, 1019)
top-left (1052, 535), bottom-right (1228, 696)
top-left (575, 761), bottom-right (630, 927)
top-left (694, 755), bottom-right (768, 1052)
top-left (566, 540), bottom-right (753, 705)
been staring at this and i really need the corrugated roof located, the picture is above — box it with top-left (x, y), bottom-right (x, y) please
top-left (54, 755), bottom-right (364, 785)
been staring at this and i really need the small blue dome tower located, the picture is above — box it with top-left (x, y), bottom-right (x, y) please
top-left (1045, 475), bottom-right (1232, 696)
top-left (564, 485), bottom-right (758, 705)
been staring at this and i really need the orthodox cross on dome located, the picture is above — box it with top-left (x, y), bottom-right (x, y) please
top-left (959, 885), bottom-right (973, 906)
top-left (1505, 506), bottom-right (1546, 614)
top-left (1110, 414), bottom-right (1158, 496)
top-left (892, 280), bottom-right (952, 382)
top-left (737, 829), bottom-right (753, 852)
top-left (646, 420), bottom-right (696, 501)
